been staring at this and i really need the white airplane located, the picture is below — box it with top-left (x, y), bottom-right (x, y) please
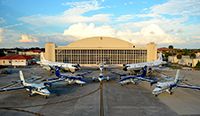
top-left (0, 71), bottom-right (53, 98)
top-left (123, 52), bottom-right (167, 73)
top-left (92, 71), bottom-right (110, 82)
top-left (46, 66), bottom-right (90, 86)
top-left (111, 66), bottom-right (157, 86)
top-left (152, 70), bottom-right (200, 97)
top-left (36, 52), bottom-right (80, 73)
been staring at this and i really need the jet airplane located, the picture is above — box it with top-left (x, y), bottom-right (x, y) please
top-left (36, 52), bottom-right (80, 73)
top-left (152, 70), bottom-right (200, 97)
top-left (123, 53), bottom-right (167, 73)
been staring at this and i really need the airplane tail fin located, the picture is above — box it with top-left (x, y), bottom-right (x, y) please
top-left (19, 71), bottom-right (26, 86)
top-left (141, 66), bottom-right (147, 77)
top-left (55, 66), bottom-right (60, 77)
top-left (156, 52), bottom-right (163, 61)
top-left (41, 52), bottom-right (48, 61)
top-left (174, 70), bottom-right (180, 83)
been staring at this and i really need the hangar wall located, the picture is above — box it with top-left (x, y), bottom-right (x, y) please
top-left (45, 37), bottom-right (157, 65)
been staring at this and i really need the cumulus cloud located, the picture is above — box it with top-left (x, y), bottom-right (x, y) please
top-left (19, 34), bottom-right (39, 43)
top-left (63, 23), bottom-right (115, 39)
top-left (62, 23), bottom-right (185, 45)
top-left (0, 28), bottom-right (4, 33)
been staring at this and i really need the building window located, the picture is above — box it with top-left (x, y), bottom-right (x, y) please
top-left (3, 61), bottom-right (5, 64)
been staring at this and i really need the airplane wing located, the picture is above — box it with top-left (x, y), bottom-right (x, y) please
top-left (80, 65), bottom-right (100, 70)
top-left (135, 77), bottom-right (156, 82)
top-left (110, 71), bottom-right (127, 77)
top-left (75, 71), bottom-right (92, 78)
top-left (177, 85), bottom-right (200, 90)
top-left (0, 86), bottom-right (25, 92)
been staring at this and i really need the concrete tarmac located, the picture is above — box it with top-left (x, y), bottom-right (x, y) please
top-left (0, 67), bottom-right (199, 116)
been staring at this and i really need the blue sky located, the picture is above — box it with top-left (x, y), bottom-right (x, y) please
top-left (0, 0), bottom-right (200, 49)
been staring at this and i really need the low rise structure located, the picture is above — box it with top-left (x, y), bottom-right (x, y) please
top-left (168, 55), bottom-right (200, 67)
top-left (0, 55), bottom-right (34, 66)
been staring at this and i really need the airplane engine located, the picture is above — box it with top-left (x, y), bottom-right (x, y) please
top-left (107, 76), bottom-right (109, 81)
top-left (92, 77), bottom-right (96, 81)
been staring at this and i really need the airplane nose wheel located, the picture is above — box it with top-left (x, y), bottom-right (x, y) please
top-left (28, 94), bottom-right (31, 98)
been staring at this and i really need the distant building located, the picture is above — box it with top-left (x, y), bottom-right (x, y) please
top-left (168, 55), bottom-right (200, 67)
top-left (157, 47), bottom-right (170, 52)
top-left (3, 49), bottom-right (17, 54)
top-left (44, 36), bottom-right (158, 66)
top-left (0, 55), bottom-right (34, 66)
top-left (19, 50), bottom-right (44, 55)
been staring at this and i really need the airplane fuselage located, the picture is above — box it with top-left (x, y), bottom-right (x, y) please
top-left (124, 61), bottom-right (166, 71)
top-left (24, 83), bottom-right (50, 97)
top-left (152, 81), bottom-right (176, 95)
top-left (37, 61), bottom-right (79, 72)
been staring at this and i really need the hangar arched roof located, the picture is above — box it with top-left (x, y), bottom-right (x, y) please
top-left (65, 37), bottom-right (135, 48)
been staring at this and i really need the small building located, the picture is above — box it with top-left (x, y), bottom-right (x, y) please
top-left (19, 50), bottom-right (44, 55)
top-left (157, 47), bottom-right (171, 52)
top-left (168, 55), bottom-right (200, 67)
top-left (0, 55), bottom-right (34, 66)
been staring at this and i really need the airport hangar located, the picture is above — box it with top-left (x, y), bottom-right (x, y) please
top-left (44, 36), bottom-right (157, 66)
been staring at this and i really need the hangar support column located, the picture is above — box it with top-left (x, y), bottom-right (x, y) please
top-left (147, 42), bottom-right (157, 62)
top-left (45, 42), bottom-right (56, 62)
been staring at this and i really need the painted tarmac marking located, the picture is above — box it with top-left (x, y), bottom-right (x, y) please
top-left (0, 107), bottom-right (43, 116)
top-left (100, 82), bottom-right (104, 116)
top-left (2, 84), bottom-right (101, 109)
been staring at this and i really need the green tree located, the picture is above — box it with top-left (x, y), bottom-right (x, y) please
top-left (195, 60), bottom-right (200, 67)
top-left (0, 50), bottom-right (5, 57)
top-left (177, 54), bottom-right (182, 59)
top-left (168, 45), bottom-right (174, 49)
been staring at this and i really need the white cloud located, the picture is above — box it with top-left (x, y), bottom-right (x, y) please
top-left (150, 0), bottom-right (200, 15)
top-left (62, 23), bottom-right (185, 45)
top-left (135, 13), bottom-right (161, 18)
top-left (116, 24), bottom-right (185, 44)
top-left (0, 28), bottom-right (4, 43)
top-left (115, 15), bottom-right (134, 22)
top-left (143, 8), bottom-right (148, 10)
top-left (0, 28), bottom-right (4, 33)
top-left (3, 23), bottom-right (23, 28)
top-left (62, 0), bottom-right (104, 16)
top-left (0, 17), bottom-right (6, 24)
top-left (19, 34), bottom-right (39, 43)
top-left (19, 0), bottom-right (110, 27)
top-left (63, 23), bottom-right (115, 39)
